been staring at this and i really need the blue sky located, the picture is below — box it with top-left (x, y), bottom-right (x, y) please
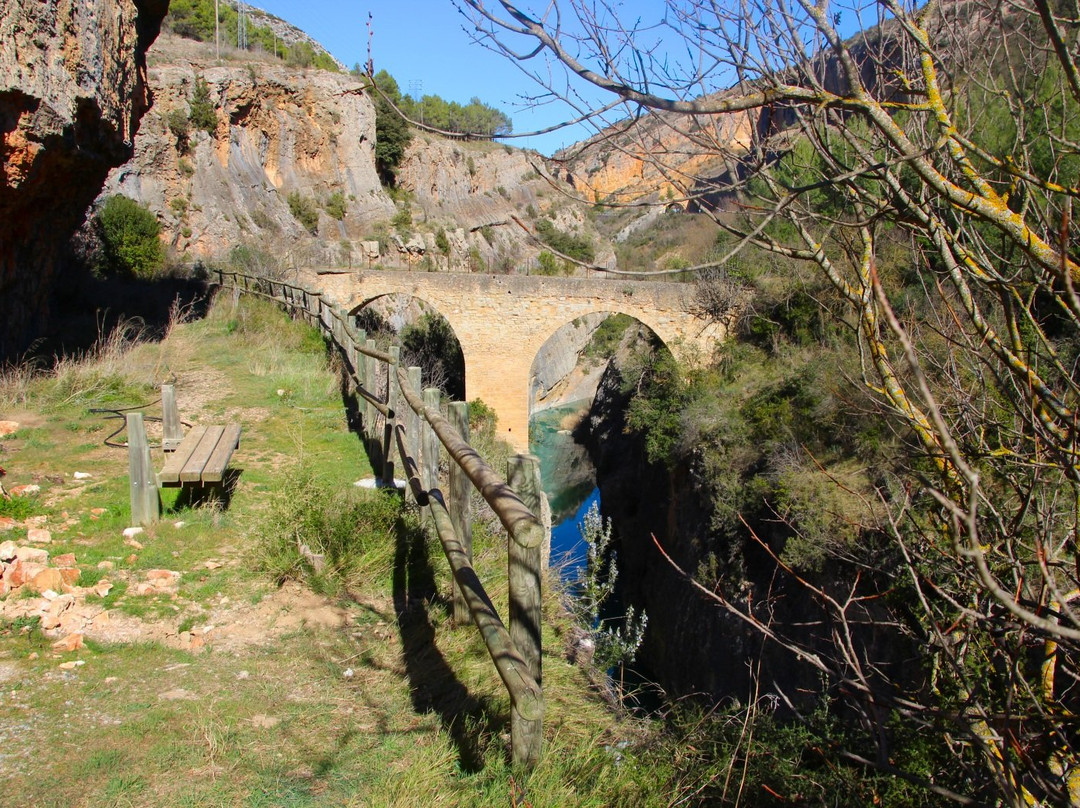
top-left (249, 1), bottom-right (664, 154)
top-left (247, 1), bottom-right (872, 155)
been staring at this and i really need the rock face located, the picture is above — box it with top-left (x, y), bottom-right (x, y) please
top-left (0, 0), bottom-right (168, 361)
top-left (396, 134), bottom-right (610, 272)
top-left (104, 33), bottom-right (394, 264)
top-left (104, 34), bottom-right (607, 276)
top-left (554, 105), bottom-right (754, 208)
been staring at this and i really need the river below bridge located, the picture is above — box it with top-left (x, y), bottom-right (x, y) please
top-left (530, 401), bottom-right (598, 581)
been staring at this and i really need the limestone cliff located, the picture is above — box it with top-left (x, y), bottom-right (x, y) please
top-left (103, 33), bottom-right (394, 265)
top-left (554, 106), bottom-right (754, 208)
top-left (0, 0), bottom-right (168, 360)
top-left (396, 133), bottom-right (613, 273)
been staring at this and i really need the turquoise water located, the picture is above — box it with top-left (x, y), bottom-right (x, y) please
top-left (530, 403), bottom-right (598, 580)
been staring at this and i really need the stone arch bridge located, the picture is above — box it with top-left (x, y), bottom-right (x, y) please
top-left (304, 269), bottom-right (725, 451)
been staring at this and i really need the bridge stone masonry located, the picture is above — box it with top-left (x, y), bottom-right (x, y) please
top-left (304, 269), bottom-right (726, 452)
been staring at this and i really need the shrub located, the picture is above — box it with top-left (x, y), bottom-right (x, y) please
top-left (188, 77), bottom-right (216, 134)
top-left (434, 228), bottom-right (450, 255)
top-left (391, 206), bottom-right (412, 232)
top-left (165, 108), bottom-right (190, 152)
top-left (323, 191), bottom-right (347, 221)
top-left (535, 218), bottom-right (594, 263)
top-left (93, 195), bottom-right (165, 279)
top-left (286, 191), bottom-right (319, 234)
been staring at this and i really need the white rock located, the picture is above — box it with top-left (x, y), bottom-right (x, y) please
top-left (72, 472), bottom-right (91, 480)
top-left (343, 668), bottom-right (355, 679)
top-left (237, 670), bottom-right (250, 680)
top-left (173, 521), bottom-right (186, 529)
top-left (0, 541), bottom-right (16, 561)
top-left (122, 527), bottom-right (144, 539)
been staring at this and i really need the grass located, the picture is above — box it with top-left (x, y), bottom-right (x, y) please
top-left (0, 291), bottom-right (690, 807)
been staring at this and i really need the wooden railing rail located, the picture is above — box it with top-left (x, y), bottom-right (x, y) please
top-left (212, 268), bottom-right (545, 768)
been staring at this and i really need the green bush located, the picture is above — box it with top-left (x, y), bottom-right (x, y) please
top-left (165, 108), bottom-right (190, 152)
top-left (93, 195), bottom-right (166, 279)
top-left (323, 191), bottom-right (347, 221)
top-left (286, 191), bottom-right (319, 234)
top-left (188, 77), bottom-right (216, 135)
top-left (535, 218), bottom-right (595, 263)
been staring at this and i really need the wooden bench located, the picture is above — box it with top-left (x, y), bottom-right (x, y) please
top-left (158, 424), bottom-right (242, 488)
top-left (127, 385), bottom-right (241, 524)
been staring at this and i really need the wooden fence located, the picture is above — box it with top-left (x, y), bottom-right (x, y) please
top-left (212, 269), bottom-right (546, 768)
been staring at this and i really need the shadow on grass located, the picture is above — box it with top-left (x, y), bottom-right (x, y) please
top-left (167, 466), bottom-right (241, 514)
top-left (392, 512), bottom-right (505, 773)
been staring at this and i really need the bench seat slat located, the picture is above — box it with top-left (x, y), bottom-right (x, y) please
top-left (201, 424), bottom-right (241, 483)
top-left (159, 426), bottom-right (208, 485)
top-left (180, 425), bottom-right (225, 483)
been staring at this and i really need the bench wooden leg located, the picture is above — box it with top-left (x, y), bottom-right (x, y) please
top-left (127, 412), bottom-right (161, 525)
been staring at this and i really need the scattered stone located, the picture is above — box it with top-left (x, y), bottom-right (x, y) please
top-left (343, 668), bottom-right (355, 679)
top-left (2, 559), bottom-right (28, 590)
top-left (24, 515), bottom-right (47, 527)
top-left (25, 528), bottom-right (51, 544)
top-left (0, 421), bottom-right (19, 437)
top-left (27, 652), bottom-right (38, 661)
top-left (121, 527), bottom-right (144, 539)
top-left (52, 633), bottom-right (84, 652)
top-left (72, 472), bottom-right (91, 480)
top-left (52, 553), bottom-right (76, 567)
top-left (158, 688), bottom-right (195, 701)
top-left (58, 660), bottom-right (85, 670)
top-left (201, 560), bottom-right (224, 570)
top-left (237, 670), bottom-right (250, 680)
top-left (10, 484), bottom-right (40, 497)
top-left (90, 508), bottom-right (107, 516)
top-left (0, 541), bottom-right (15, 561)
top-left (173, 521), bottom-right (186, 529)
top-left (15, 546), bottom-right (48, 565)
top-left (58, 568), bottom-right (80, 588)
top-left (93, 580), bottom-right (113, 598)
top-left (123, 537), bottom-right (144, 550)
top-left (147, 569), bottom-right (180, 583)
top-left (178, 631), bottom-right (205, 651)
top-left (0, 517), bottom-right (15, 532)
top-left (29, 568), bottom-right (63, 594)
top-left (96, 561), bottom-right (115, 571)
top-left (91, 611), bottom-right (110, 629)
top-left (250, 714), bottom-right (280, 728)
top-left (39, 588), bottom-right (58, 600)
top-left (134, 582), bottom-right (154, 596)
top-left (124, 554), bottom-right (138, 565)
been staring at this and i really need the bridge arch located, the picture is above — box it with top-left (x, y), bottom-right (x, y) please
top-left (308, 269), bottom-right (727, 451)
top-left (349, 293), bottom-right (467, 401)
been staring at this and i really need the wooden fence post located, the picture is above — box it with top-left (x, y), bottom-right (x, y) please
top-left (353, 328), bottom-right (367, 437)
top-left (507, 453), bottom-right (544, 768)
top-left (383, 346), bottom-right (400, 487)
top-left (127, 412), bottom-right (160, 525)
top-left (405, 367), bottom-right (422, 505)
top-left (422, 388), bottom-right (441, 530)
top-left (161, 384), bottom-right (183, 451)
top-left (365, 338), bottom-right (378, 460)
top-left (449, 401), bottom-right (472, 625)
